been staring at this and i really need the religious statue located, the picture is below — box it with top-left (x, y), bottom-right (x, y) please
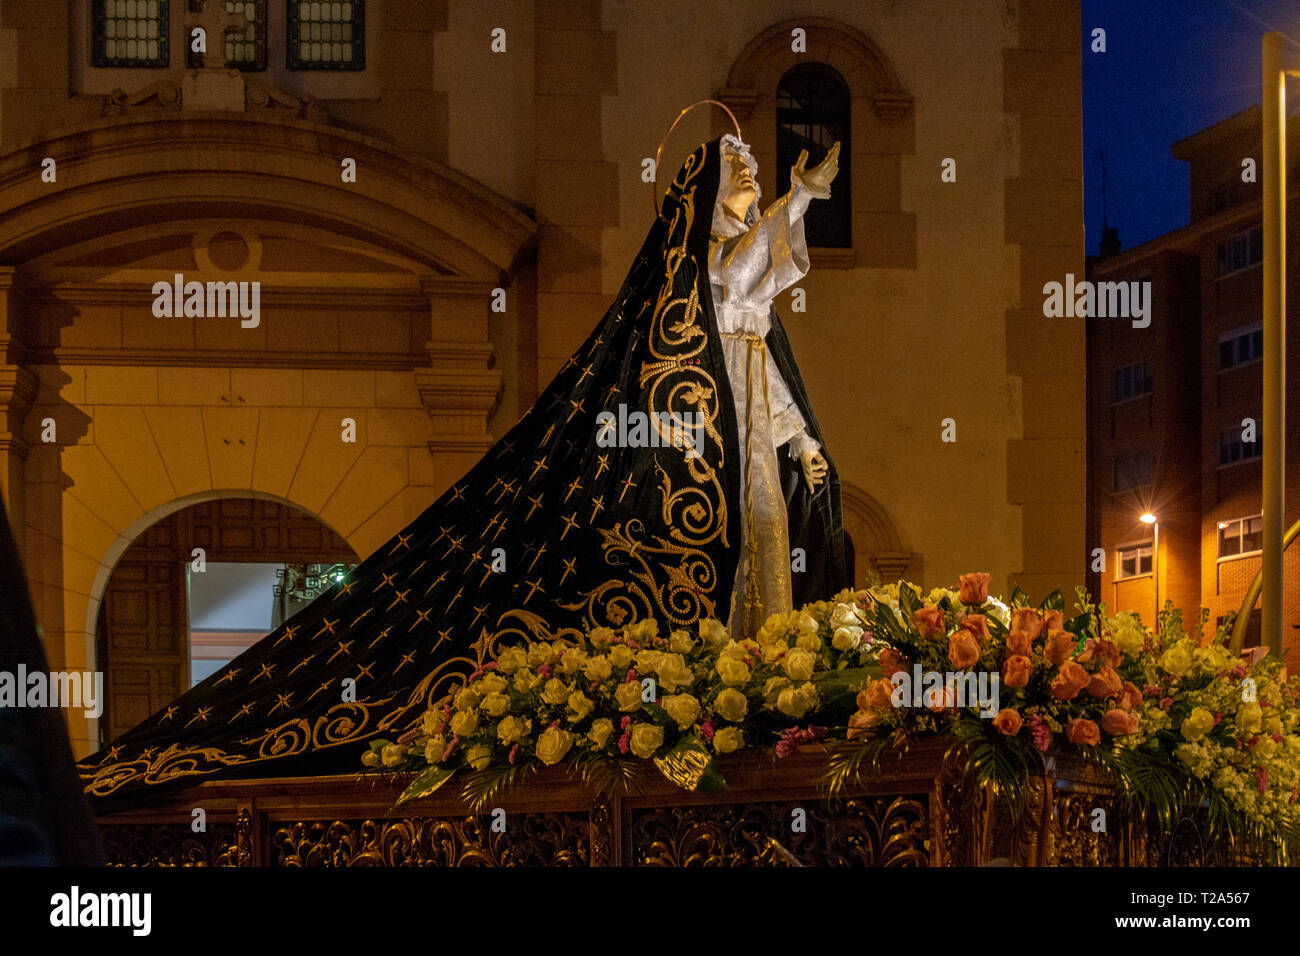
top-left (80, 108), bottom-right (850, 803)
top-left (708, 133), bottom-right (841, 637)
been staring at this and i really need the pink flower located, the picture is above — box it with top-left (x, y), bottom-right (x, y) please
top-left (625, 669), bottom-right (637, 683)
top-left (1257, 767), bottom-right (1269, 794)
top-left (537, 665), bottom-right (552, 678)
top-left (1213, 712), bottom-right (1223, 725)
top-left (617, 733), bottom-right (630, 755)
top-left (507, 745), bottom-right (518, 765)
top-left (620, 715), bottom-right (631, 729)
top-left (443, 735), bottom-right (459, 760)
top-left (700, 721), bottom-right (715, 741)
top-left (1159, 697), bottom-right (1173, 710)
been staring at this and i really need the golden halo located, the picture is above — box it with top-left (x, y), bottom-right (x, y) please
top-left (652, 99), bottom-right (743, 216)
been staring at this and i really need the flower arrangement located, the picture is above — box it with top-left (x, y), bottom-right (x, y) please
top-left (363, 573), bottom-right (1300, 862)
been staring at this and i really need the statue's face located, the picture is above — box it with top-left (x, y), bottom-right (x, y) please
top-left (720, 147), bottom-right (757, 222)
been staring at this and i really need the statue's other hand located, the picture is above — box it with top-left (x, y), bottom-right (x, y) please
top-left (800, 141), bottom-right (841, 195)
top-left (800, 449), bottom-right (828, 493)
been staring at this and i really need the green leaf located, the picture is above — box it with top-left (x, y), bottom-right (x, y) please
top-left (1038, 589), bottom-right (1065, 612)
top-left (1010, 586), bottom-right (1029, 607)
top-left (395, 764), bottom-right (457, 807)
top-left (898, 583), bottom-right (920, 617)
top-left (652, 734), bottom-right (720, 792)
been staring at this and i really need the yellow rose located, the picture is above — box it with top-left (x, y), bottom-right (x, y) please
top-left (479, 673), bottom-right (508, 695)
top-left (496, 646), bottom-right (528, 674)
top-left (541, 677), bottom-right (570, 706)
top-left (535, 726), bottom-right (574, 765)
top-left (381, 743), bottom-right (404, 768)
top-left (629, 723), bottom-right (664, 758)
top-left (782, 648), bottom-right (817, 682)
top-left (582, 655), bottom-right (613, 683)
top-left (361, 750), bottom-right (380, 768)
top-left (832, 626), bottom-right (863, 651)
top-left (589, 626), bottom-right (616, 646)
top-left (795, 612), bottom-right (820, 638)
top-left (663, 693), bottom-right (701, 730)
top-left (1181, 707), bottom-right (1214, 742)
top-left (615, 681), bottom-right (643, 712)
top-left (795, 682), bottom-right (819, 711)
top-left (454, 688), bottom-right (481, 712)
top-left (466, 744), bottom-right (492, 771)
top-left (450, 710), bottom-right (478, 737)
top-left (609, 644), bottom-right (635, 669)
top-left (480, 691), bottom-right (510, 717)
top-left (1111, 619), bottom-right (1145, 658)
top-left (1236, 701), bottom-right (1263, 735)
top-left (588, 717), bottom-right (614, 749)
top-left (716, 657), bottom-right (751, 686)
top-left (635, 650), bottom-right (665, 674)
top-left (1265, 715), bottom-right (1284, 737)
top-left (669, 629), bottom-right (696, 654)
top-left (699, 617), bottom-right (729, 647)
top-left (796, 632), bottom-right (822, 651)
top-left (527, 642), bottom-right (557, 667)
top-left (567, 690), bottom-right (594, 722)
top-left (777, 686), bottom-right (812, 718)
top-left (627, 618), bottom-right (659, 642)
top-left (559, 648), bottom-right (587, 675)
top-left (513, 669), bottom-right (541, 693)
top-left (424, 734), bottom-right (447, 763)
top-left (421, 710), bottom-right (441, 736)
top-left (657, 655), bottom-right (695, 692)
top-left (713, 687), bottom-right (748, 723)
top-left (496, 716), bottom-right (530, 746)
top-left (1160, 643), bottom-right (1193, 677)
top-left (713, 727), bottom-right (744, 754)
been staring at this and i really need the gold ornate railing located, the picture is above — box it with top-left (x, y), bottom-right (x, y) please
top-left (92, 740), bottom-right (1218, 866)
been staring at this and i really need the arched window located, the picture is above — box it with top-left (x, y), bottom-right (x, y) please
top-left (776, 63), bottom-right (851, 248)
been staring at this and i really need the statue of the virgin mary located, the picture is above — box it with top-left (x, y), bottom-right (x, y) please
top-left (80, 112), bottom-right (850, 803)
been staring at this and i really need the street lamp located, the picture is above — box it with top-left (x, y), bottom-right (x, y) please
top-left (1261, 32), bottom-right (1291, 660)
top-left (1140, 511), bottom-right (1158, 625)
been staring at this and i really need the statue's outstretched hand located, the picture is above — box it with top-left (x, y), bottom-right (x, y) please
top-left (794, 141), bottom-right (841, 196)
top-left (800, 448), bottom-right (828, 493)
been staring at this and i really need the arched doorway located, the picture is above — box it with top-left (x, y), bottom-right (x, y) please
top-left (95, 496), bottom-right (358, 745)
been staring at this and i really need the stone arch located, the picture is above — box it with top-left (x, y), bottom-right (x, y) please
top-left (86, 490), bottom-right (362, 744)
top-left (714, 18), bottom-right (916, 269)
top-left (839, 480), bottom-right (913, 586)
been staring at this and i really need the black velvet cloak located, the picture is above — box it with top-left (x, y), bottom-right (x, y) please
top-left (80, 136), bottom-right (847, 806)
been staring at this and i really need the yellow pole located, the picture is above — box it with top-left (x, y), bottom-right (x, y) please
top-left (1262, 32), bottom-right (1286, 659)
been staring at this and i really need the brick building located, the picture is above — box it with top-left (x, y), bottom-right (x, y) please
top-left (1089, 105), bottom-right (1300, 672)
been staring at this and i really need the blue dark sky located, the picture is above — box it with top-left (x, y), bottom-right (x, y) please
top-left (1083, 0), bottom-right (1300, 255)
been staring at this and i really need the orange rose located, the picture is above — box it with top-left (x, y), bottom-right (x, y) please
top-left (1066, 717), bottom-right (1101, 745)
top-left (847, 710), bottom-right (881, 740)
top-left (958, 572), bottom-right (991, 605)
top-left (948, 629), bottom-right (982, 669)
top-left (1044, 629), bottom-right (1074, 667)
top-left (1117, 681), bottom-right (1142, 712)
top-left (993, 708), bottom-right (1023, 735)
top-left (1101, 708), bottom-right (1139, 736)
top-left (1050, 661), bottom-right (1090, 700)
top-left (928, 684), bottom-right (958, 713)
top-left (1041, 609), bottom-right (1064, 632)
top-left (960, 614), bottom-right (991, 644)
top-left (877, 648), bottom-right (907, 678)
top-left (1006, 631), bottom-right (1032, 658)
top-left (863, 677), bottom-right (895, 710)
top-left (913, 606), bottom-right (946, 638)
top-left (1077, 638), bottom-right (1121, 669)
top-left (1002, 654), bottom-right (1033, 689)
top-left (1085, 666), bottom-right (1122, 699)
top-left (1009, 607), bottom-right (1043, 643)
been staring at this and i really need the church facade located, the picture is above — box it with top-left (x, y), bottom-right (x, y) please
top-left (0, 0), bottom-right (1085, 759)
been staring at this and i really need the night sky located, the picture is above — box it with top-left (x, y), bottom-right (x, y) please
top-left (1083, 0), bottom-right (1300, 255)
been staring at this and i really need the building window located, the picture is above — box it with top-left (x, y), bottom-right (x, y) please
top-left (1216, 225), bottom-right (1263, 276)
top-left (1113, 450), bottom-right (1154, 492)
top-left (222, 1), bottom-right (267, 70)
top-left (776, 63), bottom-right (851, 248)
top-left (1218, 515), bottom-right (1263, 559)
top-left (1116, 543), bottom-right (1153, 579)
top-left (288, 1), bottom-right (365, 70)
top-left (1218, 324), bottom-right (1264, 370)
top-left (92, 0), bottom-right (169, 68)
top-left (1112, 360), bottom-right (1153, 403)
top-left (1218, 423), bottom-right (1261, 467)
